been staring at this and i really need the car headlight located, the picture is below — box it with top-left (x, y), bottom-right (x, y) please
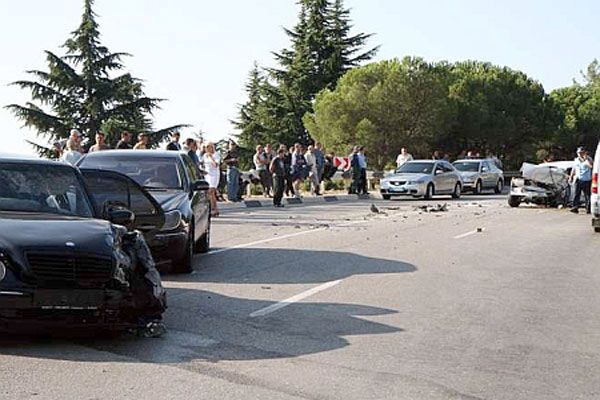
top-left (0, 260), bottom-right (6, 282)
top-left (407, 179), bottom-right (426, 185)
top-left (161, 210), bottom-right (182, 231)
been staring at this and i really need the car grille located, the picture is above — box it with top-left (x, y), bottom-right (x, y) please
top-left (390, 181), bottom-right (407, 186)
top-left (26, 251), bottom-right (114, 288)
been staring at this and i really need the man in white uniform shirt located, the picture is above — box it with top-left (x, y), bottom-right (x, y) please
top-left (396, 147), bottom-right (413, 168)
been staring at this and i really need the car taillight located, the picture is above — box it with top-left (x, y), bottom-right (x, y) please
top-left (593, 173), bottom-right (598, 194)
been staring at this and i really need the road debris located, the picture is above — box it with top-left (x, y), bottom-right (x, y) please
top-left (414, 203), bottom-right (449, 213)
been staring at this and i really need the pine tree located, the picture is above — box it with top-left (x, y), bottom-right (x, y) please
top-left (234, 0), bottom-right (377, 147)
top-left (6, 0), bottom-right (185, 155)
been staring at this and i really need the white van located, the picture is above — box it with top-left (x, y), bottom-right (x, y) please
top-left (591, 142), bottom-right (600, 232)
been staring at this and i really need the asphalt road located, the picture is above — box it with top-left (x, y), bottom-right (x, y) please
top-left (1, 193), bottom-right (600, 400)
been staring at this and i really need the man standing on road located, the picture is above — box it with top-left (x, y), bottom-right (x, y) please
top-left (305, 145), bottom-right (321, 196)
top-left (314, 142), bottom-right (325, 184)
top-left (570, 147), bottom-right (594, 214)
top-left (254, 145), bottom-right (270, 197)
top-left (349, 146), bottom-right (361, 195)
top-left (396, 147), bottom-right (413, 168)
top-left (264, 144), bottom-right (274, 197)
top-left (270, 148), bottom-right (286, 208)
top-left (116, 131), bottom-right (132, 149)
top-left (357, 146), bottom-right (368, 195)
top-left (223, 141), bottom-right (241, 202)
top-left (89, 132), bottom-right (110, 152)
top-left (166, 132), bottom-right (182, 151)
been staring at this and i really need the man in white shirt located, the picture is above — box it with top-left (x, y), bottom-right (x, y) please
top-left (396, 147), bottom-right (413, 168)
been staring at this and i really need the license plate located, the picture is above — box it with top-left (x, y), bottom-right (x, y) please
top-left (34, 290), bottom-right (104, 309)
top-left (389, 187), bottom-right (406, 193)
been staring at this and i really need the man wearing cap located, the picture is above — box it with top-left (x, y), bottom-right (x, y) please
top-left (134, 133), bottom-right (150, 150)
top-left (66, 129), bottom-right (83, 154)
top-left (166, 132), bottom-right (182, 151)
top-left (570, 147), bottom-right (594, 214)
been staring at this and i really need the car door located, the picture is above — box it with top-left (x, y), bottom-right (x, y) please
top-left (443, 162), bottom-right (460, 190)
top-left (433, 162), bottom-right (449, 193)
top-left (480, 161), bottom-right (494, 188)
top-left (180, 154), bottom-right (210, 241)
top-left (80, 169), bottom-right (165, 240)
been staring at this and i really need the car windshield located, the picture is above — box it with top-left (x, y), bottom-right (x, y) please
top-left (396, 162), bottom-right (434, 174)
top-left (453, 162), bottom-right (480, 172)
top-left (79, 156), bottom-right (183, 190)
top-left (0, 163), bottom-right (93, 217)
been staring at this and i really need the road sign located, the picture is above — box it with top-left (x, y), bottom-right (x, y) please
top-left (334, 156), bottom-right (351, 170)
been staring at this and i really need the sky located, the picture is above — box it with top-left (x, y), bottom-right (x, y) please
top-left (1, 0), bottom-right (600, 155)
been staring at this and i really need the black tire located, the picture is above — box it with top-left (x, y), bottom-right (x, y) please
top-left (594, 227), bottom-right (600, 233)
top-left (473, 180), bottom-right (483, 195)
top-left (494, 180), bottom-right (504, 194)
top-left (424, 183), bottom-right (434, 200)
top-left (451, 183), bottom-right (462, 199)
top-left (173, 230), bottom-right (194, 274)
top-left (195, 216), bottom-right (211, 254)
top-left (382, 194), bottom-right (391, 200)
top-left (508, 195), bottom-right (520, 208)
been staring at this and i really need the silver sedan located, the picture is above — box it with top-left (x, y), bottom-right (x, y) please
top-left (380, 160), bottom-right (463, 200)
top-left (453, 159), bottom-right (504, 194)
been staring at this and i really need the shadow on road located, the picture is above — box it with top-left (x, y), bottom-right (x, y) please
top-left (0, 250), bottom-right (415, 364)
top-left (171, 247), bottom-right (417, 285)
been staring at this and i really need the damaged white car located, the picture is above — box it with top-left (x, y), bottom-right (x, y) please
top-left (508, 161), bottom-right (574, 208)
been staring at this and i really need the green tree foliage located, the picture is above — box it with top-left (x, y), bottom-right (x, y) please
top-left (304, 58), bottom-right (453, 169)
top-left (6, 0), bottom-right (185, 155)
top-left (235, 0), bottom-right (377, 149)
top-left (444, 61), bottom-right (548, 167)
top-left (546, 60), bottom-right (600, 159)
top-left (306, 58), bottom-right (551, 169)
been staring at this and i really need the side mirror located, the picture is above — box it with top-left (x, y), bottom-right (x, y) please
top-left (191, 180), bottom-right (210, 192)
top-left (435, 169), bottom-right (444, 175)
top-left (108, 209), bottom-right (135, 227)
top-left (481, 167), bottom-right (489, 172)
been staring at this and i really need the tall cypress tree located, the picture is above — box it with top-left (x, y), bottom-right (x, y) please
top-left (234, 0), bottom-right (377, 147)
top-left (6, 0), bottom-right (185, 155)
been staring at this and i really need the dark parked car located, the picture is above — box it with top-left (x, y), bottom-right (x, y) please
top-left (78, 150), bottom-right (211, 273)
top-left (0, 155), bottom-right (167, 333)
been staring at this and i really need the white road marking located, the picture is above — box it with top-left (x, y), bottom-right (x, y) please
top-left (207, 228), bottom-right (327, 255)
top-left (249, 279), bottom-right (343, 318)
top-left (208, 218), bottom-right (371, 256)
top-left (454, 228), bottom-right (484, 239)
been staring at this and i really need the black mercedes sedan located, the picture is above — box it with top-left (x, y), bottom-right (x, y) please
top-left (0, 154), bottom-right (167, 333)
top-left (78, 150), bottom-right (211, 273)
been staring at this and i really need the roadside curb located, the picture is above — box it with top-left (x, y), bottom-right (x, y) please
top-left (219, 193), bottom-right (376, 210)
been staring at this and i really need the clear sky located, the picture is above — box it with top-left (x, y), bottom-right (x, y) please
top-left (1, 0), bottom-right (600, 154)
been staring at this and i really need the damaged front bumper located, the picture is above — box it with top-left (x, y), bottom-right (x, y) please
top-left (0, 288), bottom-right (139, 331)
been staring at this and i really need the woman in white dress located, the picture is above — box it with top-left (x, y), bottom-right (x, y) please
top-left (203, 142), bottom-right (221, 217)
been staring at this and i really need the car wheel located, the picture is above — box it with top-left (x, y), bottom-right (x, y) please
top-left (451, 183), bottom-right (461, 199)
top-left (474, 180), bottom-right (483, 195)
top-left (508, 195), bottom-right (520, 208)
top-left (424, 183), bottom-right (434, 200)
top-left (494, 180), bottom-right (504, 194)
top-left (595, 227), bottom-right (600, 233)
top-left (173, 230), bottom-right (194, 274)
top-left (382, 194), bottom-right (391, 200)
top-left (196, 215), bottom-right (211, 254)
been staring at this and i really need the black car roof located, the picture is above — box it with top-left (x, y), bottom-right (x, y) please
top-left (0, 153), bottom-right (74, 168)
top-left (82, 150), bottom-right (184, 159)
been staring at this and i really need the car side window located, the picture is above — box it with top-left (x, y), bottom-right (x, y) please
top-left (442, 163), bottom-right (454, 173)
top-left (84, 174), bottom-right (157, 217)
top-left (181, 155), bottom-right (199, 183)
top-left (481, 161), bottom-right (490, 172)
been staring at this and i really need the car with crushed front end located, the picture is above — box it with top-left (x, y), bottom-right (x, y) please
top-left (78, 150), bottom-right (211, 273)
top-left (453, 159), bottom-right (504, 194)
top-left (380, 160), bottom-right (463, 200)
top-left (0, 154), bottom-right (167, 334)
top-left (508, 161), bottom-right (572, 208)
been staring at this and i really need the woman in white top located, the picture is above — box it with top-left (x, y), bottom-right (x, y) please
top-left (203, 142), bottom-right (221, 217)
